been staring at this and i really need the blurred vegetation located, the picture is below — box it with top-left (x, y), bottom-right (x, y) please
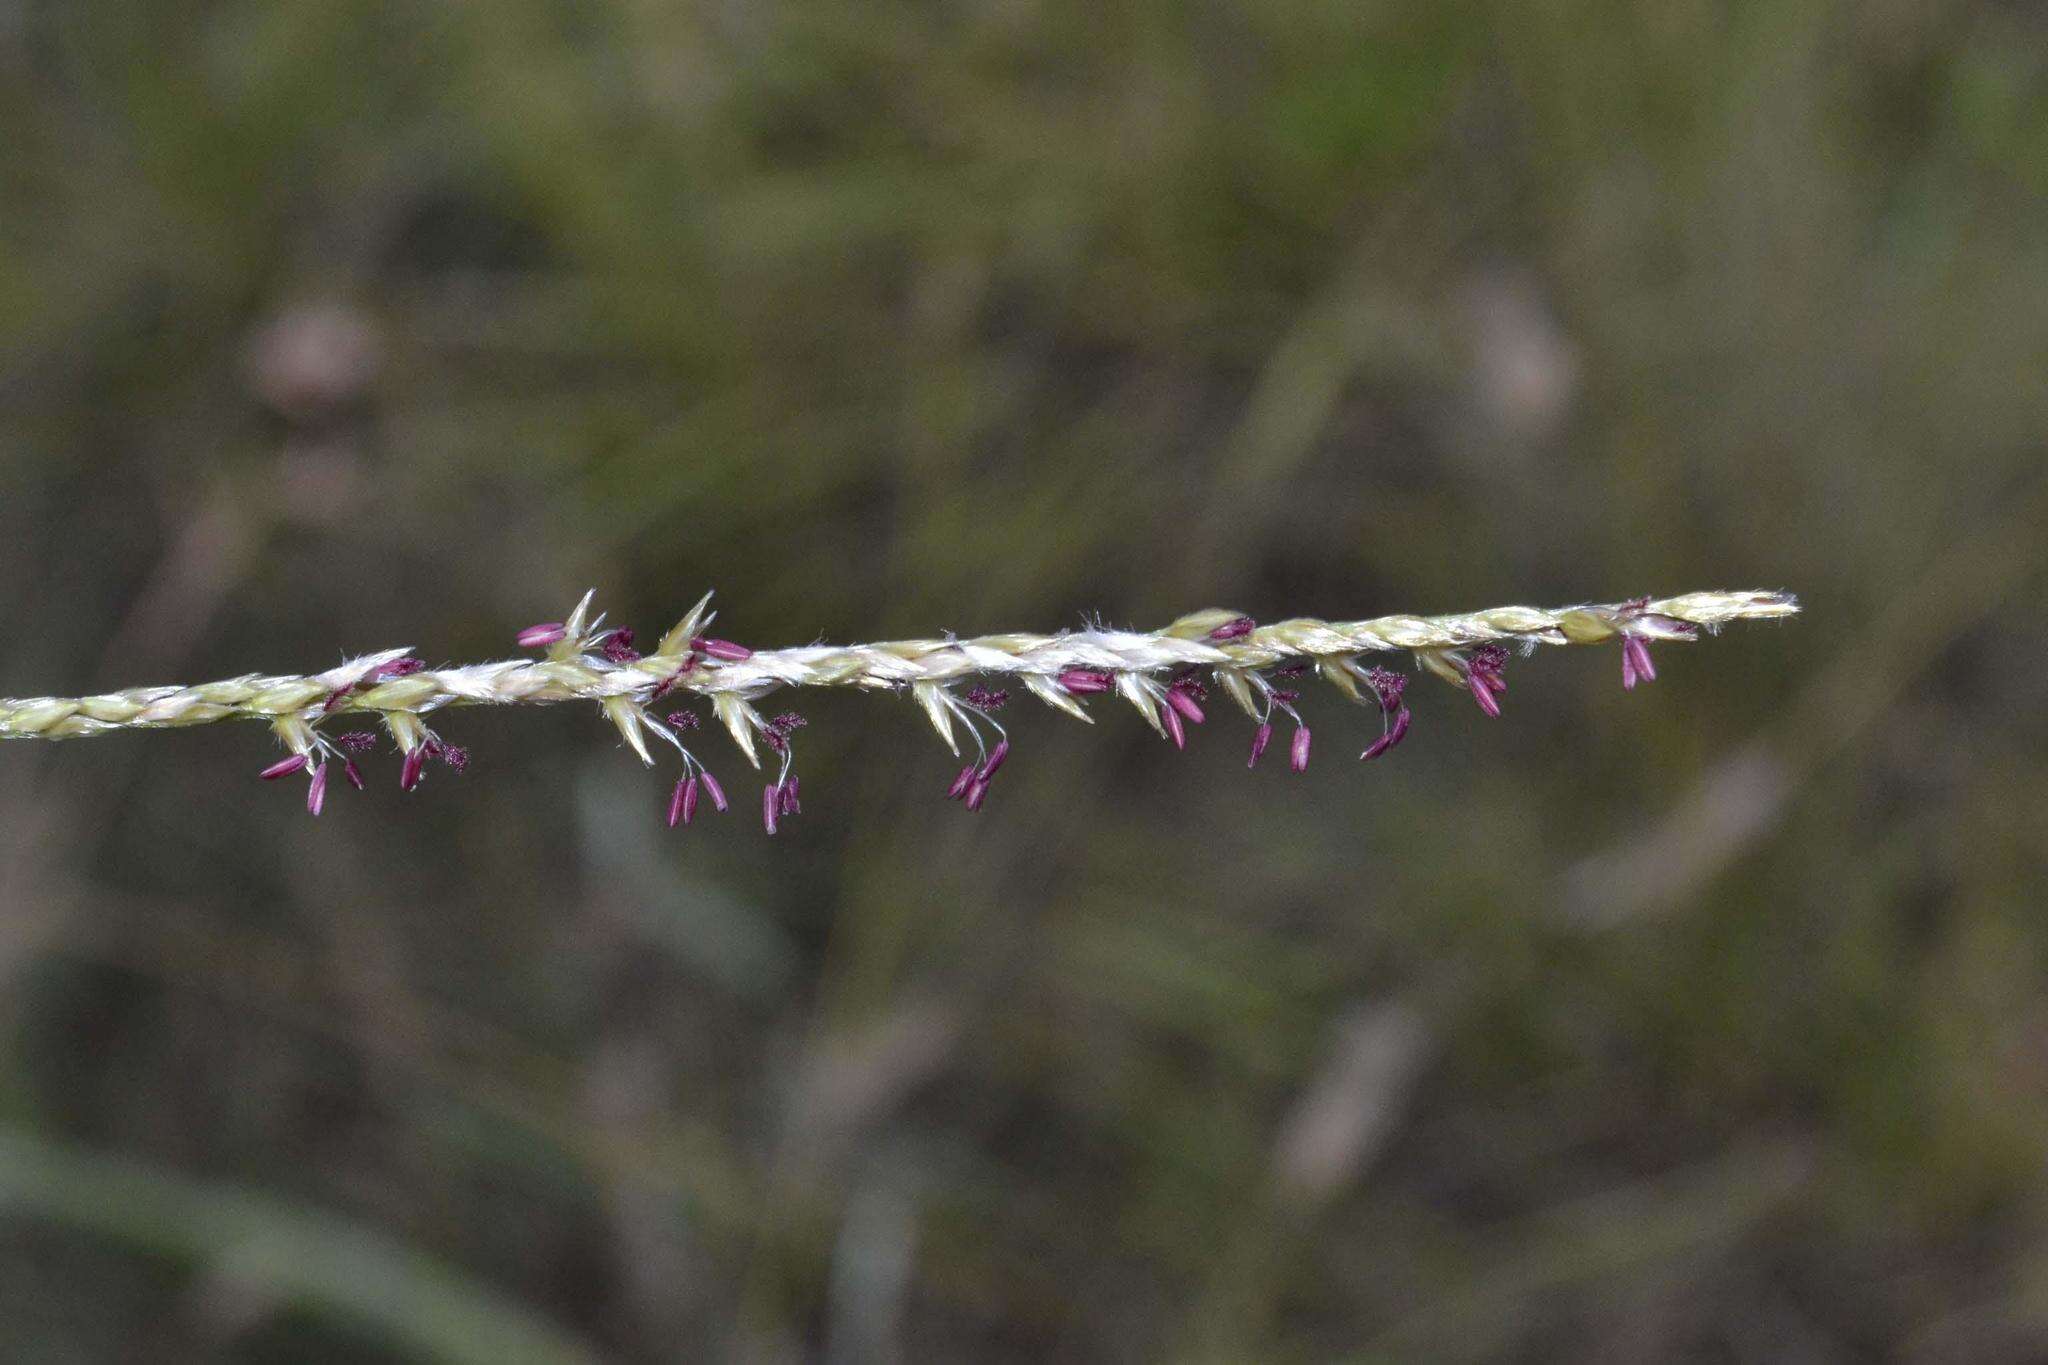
top-left (2, 0), bottom-right (2047, 1359)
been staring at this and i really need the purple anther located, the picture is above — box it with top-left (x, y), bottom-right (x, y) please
top-left (1164, 688), bottom-right (1204, 726)
top-left (694, 638), bottom-right (753, 662)
top-left (1161, 703), bottom-right (1186, 751)
top-left (1621, 634), bottom-right (1656, 690)
top-left (1361, 707), bottom-right (1411, 762)
top-left (259, 754), bottom-right (310, 780)
top-left (516, 623), bottom-right (567, 648)
top-left (1248, 722), bottom-right (1273, 769)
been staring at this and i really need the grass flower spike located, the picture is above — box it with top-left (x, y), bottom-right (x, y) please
top-left (0, 589), bottom-right (1799, 827)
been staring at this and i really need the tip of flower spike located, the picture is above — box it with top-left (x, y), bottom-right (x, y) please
top-left (517, 622), bottom-right (567, 648)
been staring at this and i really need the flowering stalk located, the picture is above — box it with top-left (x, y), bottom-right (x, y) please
top-left (0, 589), bottom-right (1797, 822)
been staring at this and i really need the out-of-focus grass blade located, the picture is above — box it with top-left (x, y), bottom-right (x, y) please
top-left (0, 1129), bottom-right (599, 1365)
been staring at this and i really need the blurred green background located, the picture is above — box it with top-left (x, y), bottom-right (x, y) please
top-left (2, 0), bottom-right (2046, 1359)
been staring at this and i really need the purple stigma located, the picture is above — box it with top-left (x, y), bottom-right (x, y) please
top-left (601, 629), bottom-right (640, 664)
top-left (1363, 667), bottom-right (1406, 713)
top-left (333, 731), bottom-right (377, 752)
top-left (694, 637), bottom-right (753, 662)
top-left (648, 658), bottom-right (696, 701)
top-left (516, 623), bottom-right (567, 648)
top-left (1290, 725), bottom-right (1312, 773)
top-left (1207, 616), bottom-right (1256, 642)
top-left (665, 709), bottom-right (702, 731)
top-left (1248, 721), bottom-right (1273, 768)
top-left (965, 686), bottom-right (1010, 712)
top-left (259, 754), bottom-right (309, 780)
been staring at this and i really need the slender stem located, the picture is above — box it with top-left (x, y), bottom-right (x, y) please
top-left (0, 589), bottom-right (1796, 742)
